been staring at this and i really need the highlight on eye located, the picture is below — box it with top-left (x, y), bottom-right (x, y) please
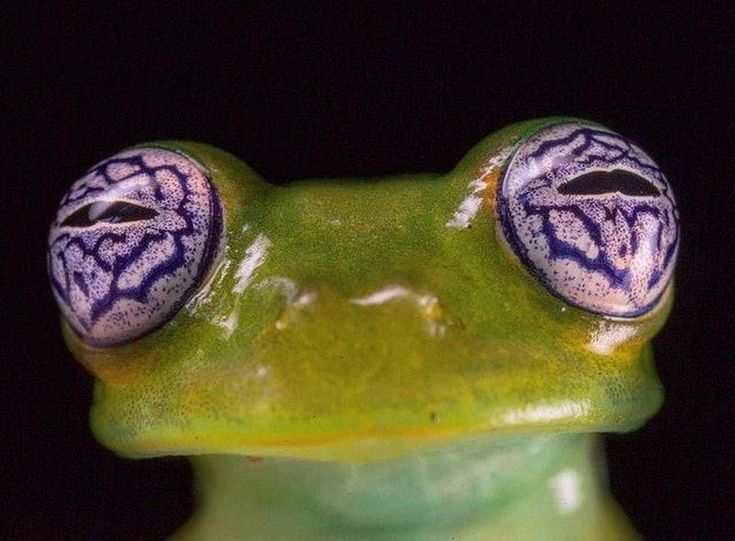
top-left (48, 147), bottom-right (223, 346)
top-left (495, 122), bottom-right (679, 317)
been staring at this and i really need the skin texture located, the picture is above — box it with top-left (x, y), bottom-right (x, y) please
top-left (55, 117), bottom-right (675, 539)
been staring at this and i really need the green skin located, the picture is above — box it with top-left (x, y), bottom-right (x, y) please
top-left (63, 117), bottom-right (671, 539)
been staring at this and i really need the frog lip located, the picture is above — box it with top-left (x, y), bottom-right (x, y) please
top-left (95, 417), bottom-right (654, 464)
top-left (92, 387), bottom-right (662, 463)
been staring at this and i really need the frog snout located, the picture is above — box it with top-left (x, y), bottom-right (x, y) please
top-left (348, 285), bottom-right (452, 338)
top-left (268, 282), bottom-right (457, 340)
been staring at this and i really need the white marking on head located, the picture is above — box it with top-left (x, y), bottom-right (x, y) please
top-left (586, 320), bottom-right (637, 355)
top-left (446, 178), bottom-right (488, 229)
top-left (350, 286), bottom-right (447, 337)
top-left (446, 146), bottom-right (512, 230)
top-left (217, 300), bottom-right (240, 339)
top-left (257, 276), bottom-right (319, 306)
top-left (295, 291), bottom-right (318, 306)
top-left (233, 233), bottom-right (271, 294)
top-left (186, 254), bottom-right (231, 314)
top-left (501, 400), bottom-right (590, 425)
top-left (350, 285), bottom-right (412, 306)
top-left (258, 276), bottom-right (299, 301)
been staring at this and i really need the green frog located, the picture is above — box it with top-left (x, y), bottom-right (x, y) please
top-left (48, 117), bottom-right (679, 539)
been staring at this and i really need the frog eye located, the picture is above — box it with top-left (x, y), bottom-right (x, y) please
top-left (496, 122), bottom-right (679, 317)
top-left (48, 147), bottom-right (223, 346)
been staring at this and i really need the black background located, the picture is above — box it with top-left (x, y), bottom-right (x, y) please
top-left (4, 3), bottom-right (733, 539)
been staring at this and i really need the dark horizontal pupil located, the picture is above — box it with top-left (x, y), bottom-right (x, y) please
top-left (60, 201), bottom-right (158, 227)
top-left (558, 169), bottom-right (660, 197)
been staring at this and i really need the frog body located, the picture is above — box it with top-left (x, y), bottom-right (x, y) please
top-left (49, 118), bottom-right (678, 539)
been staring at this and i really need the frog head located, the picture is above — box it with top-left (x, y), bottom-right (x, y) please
top-left (49, 118), bottom-right (678, 462)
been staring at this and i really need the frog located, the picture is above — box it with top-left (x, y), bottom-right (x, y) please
top-left (48, 117), bottom-right (679, 540)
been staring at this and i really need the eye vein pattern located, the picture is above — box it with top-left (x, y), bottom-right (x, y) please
top-left (497, 123), bottom-right (679, 317)
top-left (48, 148), bottom-right (223, 346)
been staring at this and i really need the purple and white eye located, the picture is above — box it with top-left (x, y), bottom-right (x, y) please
top-left (48, 147), bottom-right (223, 346)
top-left (496, 122), bottom-right (679, 317)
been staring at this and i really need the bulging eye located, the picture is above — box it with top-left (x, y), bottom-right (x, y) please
top-left (48, 147), bottom-right (223, 346)
top-left (496, 122), bottom-right (679, 317)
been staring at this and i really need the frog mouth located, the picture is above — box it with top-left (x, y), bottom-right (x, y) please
top-left (92, 395), bottom-right (660, 463)
top-left (85, 344), bottom-right (662, 463)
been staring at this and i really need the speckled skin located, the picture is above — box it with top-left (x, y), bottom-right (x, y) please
top-left (54, 117), bottom-right (676, 539)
